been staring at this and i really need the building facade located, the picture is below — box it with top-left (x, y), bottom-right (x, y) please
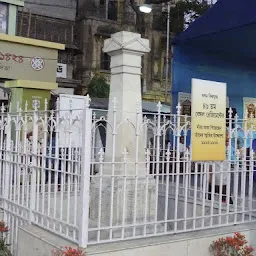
top-left (0, 0), bottom-right (25, 104)
top-left (75, 0), bottom-right (174, 103)
top-left (17, 0), bottom-right (81, 95)
top-left (0, 0), bottom-right (64, 112)
top-left (12, 0), bottom-right (215, 103)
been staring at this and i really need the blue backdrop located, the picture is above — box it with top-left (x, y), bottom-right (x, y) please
top-left (171, 45), bottom-right (256, 149)
top-left (173, 0), bottom-right (256, 61)
top-left (172, 45), bottom-right (256, 118)
top-left (171, 0), bottom-right (256, 149)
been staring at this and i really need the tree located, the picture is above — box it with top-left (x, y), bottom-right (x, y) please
top-left (87, 74), bottom-right (110, 98)
top-left (129, 0), bottom-right (210, 35)
top-left (173, 0), bottom-right (209, 32)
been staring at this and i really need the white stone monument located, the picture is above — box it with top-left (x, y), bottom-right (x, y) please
top-left (90, 32), bottom-right (156, 236)
top-left (104, 31), bottom-right (150, 170)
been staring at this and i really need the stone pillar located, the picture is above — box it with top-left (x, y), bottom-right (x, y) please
top-left (90, 32), bottom-right (157, 237)
top-left (104, 31), bottom-right (150, 173)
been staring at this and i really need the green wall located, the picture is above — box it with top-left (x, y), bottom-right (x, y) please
top-left (22, 88), bottom-right (51, 111)
top-left (10, 87), bottom-right (51, 111)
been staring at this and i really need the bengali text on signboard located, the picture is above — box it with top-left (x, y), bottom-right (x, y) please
top-left (191, 79), bottom-right (227, 161)
top-left (0, 40), bottom-right (58, 83)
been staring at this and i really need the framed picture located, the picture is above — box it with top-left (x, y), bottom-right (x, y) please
top-left (243, 98), bottom-right (256, 119)
top-left (243, 97), bottom-right (256, 130)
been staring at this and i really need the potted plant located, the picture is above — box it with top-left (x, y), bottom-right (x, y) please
top-left (210, 232), bottom-right (254, 256)
top-left (52, 246), bottom-right (86, 256)
top-left (0, 221), bottom-right (12, 256)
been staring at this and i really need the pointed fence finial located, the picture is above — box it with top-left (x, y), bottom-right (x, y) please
top-left (122, 147), bottom-right (128, 162)
top-left (235, 113), bottom-right (239, 122)
top-left (1, 103), bottom-right (5, 113)
top-left (56, 97), bottom-right (60, 110)
top-left (163, 114), bottom-right (166, 123)
top-left (185, 149), bottom-right (190, 160)
top-left (16, 101), bottom-right (20, 112)
top-left (9, 102), bottom-right (12, 113)
top-left (153, 114), bottom-right (157, 124)
top-left (32, 98), bottom-right (39, 111)
top-left (228, 107), bottom-right (233, 119)
top-left (112, 97), bottom-right (117, 112)
top-left (25, 101), bottom-right (28, 112)
top-left (176, 103), bottom-right (181, 115)
top-left (92, 111), bottom-right (96, 121)
top-left (44, 98), bottom-right (48, 111)
top-left (136, 100), bottom-right (141, 113)
top-left (157, 101), bottom-right (162, 114)
top-left (98, 148), bottom-right (104, 162)
top-left (145, 148), bottom-right (150, 162)
top-left (85, 94), bottom-right (91, 108)
top-left (173, 114), bottom-right (177, 123)
top-left (236, 149), bottom-right (240, 160)
top-left (166, 146), bottom-right (171, 161)
top-left (69, 97), bottom-right (72, 110)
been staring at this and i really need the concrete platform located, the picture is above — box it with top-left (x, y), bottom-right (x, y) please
top-left (17, 223), bottom-right (256, 256)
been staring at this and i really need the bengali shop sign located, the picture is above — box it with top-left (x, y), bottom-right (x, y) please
top-left (191, 79), bottom-right (227, 161)
top-left (0, 40), bottom-right (58, 83)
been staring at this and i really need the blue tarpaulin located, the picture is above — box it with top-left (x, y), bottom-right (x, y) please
top-left (172, 0), bottom-right (256, 150)
top-left (173, 0), bottom-right (256, 60)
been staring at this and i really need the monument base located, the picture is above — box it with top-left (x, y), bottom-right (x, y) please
top-left (90, 175), bottom-right (156, 227)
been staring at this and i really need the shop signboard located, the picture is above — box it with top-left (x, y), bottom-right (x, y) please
top-left (56, 63), bottom-right (67, 78)
top-left (0, 40), bottom-right (58, 83)
top-left (191, 79), bottom-right (227, 161)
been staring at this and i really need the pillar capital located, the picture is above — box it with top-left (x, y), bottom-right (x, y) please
top-left (103, 31), bottom-right (150, 75)
top-left (103, 31), bottom-right (150, 56)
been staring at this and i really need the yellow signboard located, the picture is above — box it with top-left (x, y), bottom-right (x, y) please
top-left (191, 79), bottom-right (227, 161)
top-left (0, 40), bottom-right (58, 83)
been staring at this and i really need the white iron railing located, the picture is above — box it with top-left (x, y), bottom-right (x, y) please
top-left (87, 102), bottom-right (256, 244)
top-left (0, 97), bottom-right (256, 254)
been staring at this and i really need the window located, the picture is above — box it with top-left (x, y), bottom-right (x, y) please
top-left (100, 0), bottom-right (105, 5)
top-left (0, 3), bottom-right (8, 34)
top-left (100, 52), bottom-right (110, 71)
top-left (108, 0), bottom-right (117, 21)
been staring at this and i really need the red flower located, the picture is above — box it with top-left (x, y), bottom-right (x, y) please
top-left (210, 233), bottom-right (254, 256)
top-left (52, 247), bottom-right (86, 256)
top-left (0, 221), bottom-right (9, 233)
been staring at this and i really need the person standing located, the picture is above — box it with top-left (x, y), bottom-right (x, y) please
top-left (45, 129), bottom-right (62, 191)
top-left (207, 134), bottom-right (233, 204)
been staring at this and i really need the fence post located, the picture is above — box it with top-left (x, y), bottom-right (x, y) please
top-left (3, 108), bottom-right (12, 224)
top-left (79, 96), bottom-right (92, 248)
top-left (29, 108), bottom-right (38, 224)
